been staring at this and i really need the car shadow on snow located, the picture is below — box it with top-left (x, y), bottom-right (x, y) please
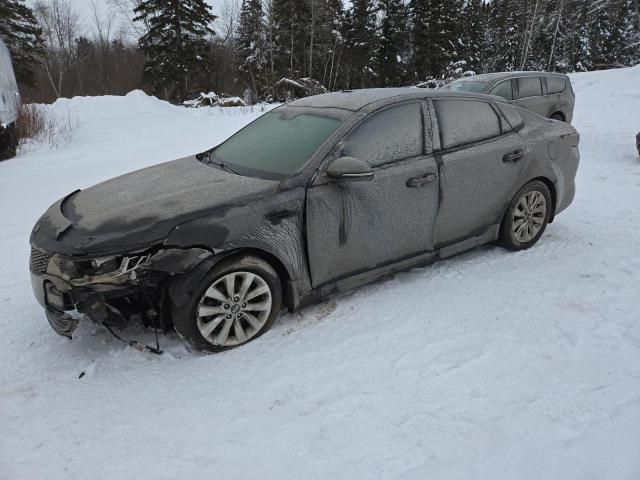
top-left (63, 237), bottom-right (572, 361)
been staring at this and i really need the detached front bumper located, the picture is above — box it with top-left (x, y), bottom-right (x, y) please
top-left (29, 245), bottom-right (213, 338)
top-left (30, 261), bottom-right (141, 338)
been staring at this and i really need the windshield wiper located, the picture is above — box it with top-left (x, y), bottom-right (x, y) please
top-left (198, 149), bottom-right (243, 176)
top-left (216, 162), bottom-right (242, 175)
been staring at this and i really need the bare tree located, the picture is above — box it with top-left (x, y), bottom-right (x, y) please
top-left (218, 0), bottom-right (241, 45)
top-left (89, 0), bottom-right (115, 93)
top-left (520, 0), bottom-right (541, 69)
top-left (33, 0), bottom-right (82, 99)
top-left (548, 0), bottom-right (565, 70)
top-left (108, 0), bottom-right (148, 39)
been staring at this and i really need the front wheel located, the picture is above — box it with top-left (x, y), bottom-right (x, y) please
top-left (172, 255), bottom-right (282, 353)
top-left (499, 180), bottom-right (552, 251)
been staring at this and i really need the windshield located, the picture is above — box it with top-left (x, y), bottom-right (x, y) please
top-left (441, 80), bottom-right (489, 93)
top-left (206, 106), bottom-right (344, 180)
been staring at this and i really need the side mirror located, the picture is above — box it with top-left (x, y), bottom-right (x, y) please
top-left (326, 156), bottom-right (374, 183)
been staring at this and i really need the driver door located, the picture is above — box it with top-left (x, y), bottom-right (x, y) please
top-left (305, 102), bottom-right (440, 287)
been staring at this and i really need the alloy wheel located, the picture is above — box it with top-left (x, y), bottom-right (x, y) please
top-left (512, 190), bottom-right (547, 243)
top-left (196, 271), bottom-right (272, 347)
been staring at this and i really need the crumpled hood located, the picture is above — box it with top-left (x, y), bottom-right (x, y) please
top-left (32, 156), bottom-right (279, 255)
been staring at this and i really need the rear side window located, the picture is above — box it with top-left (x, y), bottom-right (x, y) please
top-left (343, 103), bottom-right (423, 167)
top-left (489, 80), bottom-right (513, 100)
top-left (496, 103), bottom-right (524, 131)
top-left (434, 100), bottom-right (501, 149)
top-left (547, 76), bottom-right (567, 94)
top-left (517, 77), bottom-right (542, 98)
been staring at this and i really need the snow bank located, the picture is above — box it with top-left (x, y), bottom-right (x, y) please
top-left (1, 72), bottom-right (640, 480)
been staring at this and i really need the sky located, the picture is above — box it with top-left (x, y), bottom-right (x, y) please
top-left (26, 0), bottom-right (231, 39)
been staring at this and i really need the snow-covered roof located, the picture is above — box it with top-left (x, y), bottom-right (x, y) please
top-left (289, 88), bottom-right (504, 112)
top-left (454, 71), bottom-right (570, 84)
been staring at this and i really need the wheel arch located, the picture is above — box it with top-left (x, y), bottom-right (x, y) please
top-left (170, 247), bottom-right (296, 312)
top-left (501, 176), bottom-right (557, 228)
top-left (530, 176), bottom-right (557, 222)
top-left (551, 111), bottom-right (566, 122)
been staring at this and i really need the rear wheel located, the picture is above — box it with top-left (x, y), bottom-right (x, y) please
top-left (499, 180), bottom-right (552, 251)
top-left (550, 113), bottom-right (565, 122)
top-left (172, 255), bottom-right (282, 353)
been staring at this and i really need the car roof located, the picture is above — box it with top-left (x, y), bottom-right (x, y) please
top-left (455, 71), bottom-right (569, 84)
top-left (288, 88), bottom-right (505, 112)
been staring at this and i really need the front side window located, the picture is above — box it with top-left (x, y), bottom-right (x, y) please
top-left (342, 103), bottom-right (423, 167)
top-left (517, 77), bottom-right (543, 98)
top-left (208, 106), bottom-right (344, 179)
top-left (546, 76), bottom-right (567, 94)
top-left (489, 80), bottom-right (513, 100)
top-left (434, 99), bottom-right (501, 149)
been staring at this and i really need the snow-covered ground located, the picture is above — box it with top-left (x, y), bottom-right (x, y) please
top-left (1, 69), bottom-right (639, 480)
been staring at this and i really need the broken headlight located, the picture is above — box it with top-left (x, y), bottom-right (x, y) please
top-left (51, 253), bottom-right (150, 280)
top-left (53, 255), bottom-right (122, 278)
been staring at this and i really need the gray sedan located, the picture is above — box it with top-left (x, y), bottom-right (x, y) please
top-left (30, 88), bottom-right (580, 352)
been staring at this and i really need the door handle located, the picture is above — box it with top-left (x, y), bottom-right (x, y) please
top-left (407, 173), bottom-right (437, 188)
top-left (503, 150), bottom-right (525, 163)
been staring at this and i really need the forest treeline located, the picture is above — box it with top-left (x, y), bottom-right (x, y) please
top-left (1, 0), bottom-right (639, 104)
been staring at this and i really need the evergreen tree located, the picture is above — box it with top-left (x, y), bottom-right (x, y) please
top-left (307, 0), bottom-right (344, 86)
top-left (344, 0), bottom-right (378, 88)
top-left (377, 0), bottom-right (409, 86)
top-left (621, 0), bottom-right (640, 65)
top-left (316, 0), bottom-right (345, 89)
top-left (133, 0), bottom-right (217, 100)
top-left (486, 0), bottom-right (525, 71)
top-left (237, 0), bottom-right (266, 99)
top-left (271, 0), bottom-right (310, 79)
top-left (0, 0), bottom-right (45, 87)
top-left (410, 0), bottom-right (462, 80)
top-left (459, 0), bottom-right (486, 74)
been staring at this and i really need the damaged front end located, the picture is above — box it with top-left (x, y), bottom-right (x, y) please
top-left (30, 245), bottom-right (212, 339)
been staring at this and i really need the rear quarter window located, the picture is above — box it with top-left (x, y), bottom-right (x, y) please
top-left (434, 99), bottom-right (502, 149)
top-left (546, 76), bottom-right (567, 94)
top-left (517, 77), bottom-right (543, 98)
top-left (496, 103), bottom-right (524, 131)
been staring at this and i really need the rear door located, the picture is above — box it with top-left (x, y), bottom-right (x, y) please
top-left (306, 101), bottom-right (439, 286)
top-left (432, 99), bottom-right (527, 246)
top-left (514, 76), bottom-right (548, 117)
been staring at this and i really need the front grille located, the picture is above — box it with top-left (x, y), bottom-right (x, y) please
top-left (30, 247), bottom-right (52, 274)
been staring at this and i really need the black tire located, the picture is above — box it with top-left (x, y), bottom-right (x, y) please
top-left (499, 180), bottom-right (552, 251)
top-left (550, 113), bottom-right (564, 122)
top-left (172, 255), bottom-right (282, 353)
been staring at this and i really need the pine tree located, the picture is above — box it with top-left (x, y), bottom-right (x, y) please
top-left (133, 0), bottom-right (217, 100)
top-left (237, 0), bottom-right (266, 99)
top-left (459, 0), bottom-right (486, 74)
top-left (307, 0), bottom-right (344, 86)
top-left (271, 0), bottom-right (310, 79)
top-left (344, 0), bottom-right (378, 88)
top-left (486, 0), bottom-right (525, 72)
top-left (0, 0), bottom-right (45, 87)
top-left (377, 0), bottom-right (408, 86)
top-left (621, 0), bottom-right (640, 65)
top-left (316, 0), bottom-right (345, 89)
top-left (410, 0), bottom-right (462, 81)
